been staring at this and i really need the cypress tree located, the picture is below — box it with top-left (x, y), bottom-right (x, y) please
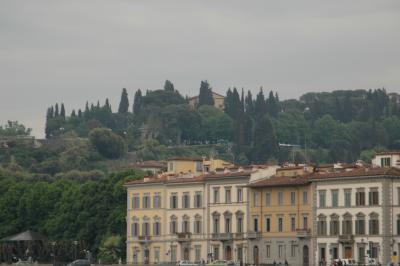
top-left (78, 109), bottom-right (83, 118)
top-left (254, 88), bottom-right (266, 120)
top-left (60, 103), bottom-right (66, 118)
top-left (224, 88), bottom-right (233, 117)
top-left (96, 100), bottom-right (100, 109)
top-left (133, 89), bottom-right (143, 115)
top-left (198, 81), bottom-right (214, 107)
top-left (71, 110), bottom-right (76, 117)
top-left (118, 88), bottom-right (129, 114)
top-left (251, 115), bottom-right (278, 163)
top-left (45, 107), bottom-right (53, 138)
top-left (104, 98), bottom-right (112, 112)
top-left (54, 103), bottom-right (59, 117)
top-left (266, 91), bottom-right (279, 117)
top-left (164, 80), bottom-right (175, 92)
top-left (245, 90), bottom-right (254, 116)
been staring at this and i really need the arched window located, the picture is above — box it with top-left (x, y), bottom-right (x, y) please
top-left (355, 212), bottom-right (365, 235)
top-left (212, 212), bottom-right (220, 234)
top-left (369, 212), bottom-right (379, 235)
top-left (170, 215), bottom-right (178, 234)
top-left (131, 216), bottom-right (139, 237)
top-left (224, 211), bottom-right (232, 233)
top-left (236, 211), bottom-right (244, 233)
top-left (342, 212), bottom-right (352, 235)
top-left (182, 215), bottom-right (190, 233)
top-left (317, 214), bottom-right (327, 236)
top-left (194, 214), bottom-right (202, 234)
top-left (153, 216), bottom-right (161, 236)
top-left (330, 214), bottom-right (339, 236)
top-left (142, 216), bottom-right (150, 236)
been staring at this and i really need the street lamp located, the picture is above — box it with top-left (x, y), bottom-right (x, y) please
top-left (73, 241), bottom-right (78, 260)
top-left (51, 241), bottom-right (56, 266)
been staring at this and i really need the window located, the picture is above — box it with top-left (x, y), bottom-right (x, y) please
top-left (170, 193), bottom-right (178, 209)
top-left (278, 245), bottom-right (284, 258)
top-left (278, 217), bottom-right (283, 232)
top-left (331, 190), bottom-right (338, 207)
top-left (195, 246), bottom-right (201, 262)
top-left (290, 191), bottom-right (296, 206)
top-left (302, 191), bottom-right (308, 204)
top-left (265, 192), bottom-right (271, 206)
top-left (278, 192), bottom-right (284, 205)
top-left (213, 188), bottom-right (220, 203)
top-left (253, 217), bottom-right (259, 232)
top-left (213, 214), bottom-right (220, 234)
top-left (290, 216), bottom-right (296, 232)
top-left (194, 218), bottom-right (202, 234)
top-left (355, 214), bottom-right (365, 235)
top-left (317, 216), bottom-right (327, 236)
top-left (132, 194), bottom-right (140, 209)
top-left (370, 244), bottom-right (378, 258)
top-left (143, 193), bottom-right (150, 208)
top-left (171, 245), bottom-right (177, 262)
top-left (153, 221), bottom-right (161, 236)
top-left (319, 191), bottom-right (326, 207)
top-left (369, 213), bottom-right (379, 235)
top-left (344, 189), bottom-right (352, 207)
top-left (381, 157), bottom-right (391, 167)
top-left (182, 192), bottom-right (190, 208)
top-left (154, 248), bottom-right (160, 263)
top-left (225, 188), bottom-right (231, 203)
top-left (356, 190), bottom-right (365, 206)
top-left (153, 193), bottom-right (161, 208)
top-left (142, 222), bottom-right (150, 236)
top-left (196, 161), bottom-right (203, 172)
top-left (330, 216), bottom-right (339, 236)
top-left (170, 216), bottom-right (177, 234)
top-left (213, 246), bottom-right (219, 260)
top-left (303, 216), bottom-right (308, 229)
top-left (225, 217), bottom-right (231, 233)
top-left (237, 213), bottom-right (243, 233)
top-left (397, 215), bottom-right (400, 235)
top-left (369, 189), bottom-right (379, 206)
top-left (168, 162), bottom-right (174, 172)
top-left (131, 222), bottom-right (139, 237)
top-left (265, 216), bottom-right (271, 232)
top-left (237, 188), bottom-right (243, 202)
top-left (342, 214), bottom-right (352, 235)
top-left (182, 216), bottom-right (190, 233)
top-left (253, 192), bottom-right (259, 207)
top-left (291, 245), bottom-right (297, 257)
top-left (194, 192), bottom-right (202, 208)
top-left (266, 245), bottom-right (271, 258)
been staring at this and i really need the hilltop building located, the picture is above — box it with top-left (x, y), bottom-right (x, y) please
top-left (188, 92), bottom-right (225, 110)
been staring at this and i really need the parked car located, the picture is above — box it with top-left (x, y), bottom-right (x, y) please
top-left (176, 260), bottom-right (198, 266)
top-left (66, 259), bottom-right (90, 266)
top-left (206, 260), bottom-right (229, 266)
top-left (365, 258), bottom-right (378, 265)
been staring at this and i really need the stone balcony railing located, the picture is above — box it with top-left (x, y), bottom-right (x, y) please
top-left (296, 228), bottom-right (311, 238)
top-left (247, 231), bottom-right (262, 239)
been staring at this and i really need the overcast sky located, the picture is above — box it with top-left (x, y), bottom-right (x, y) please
top-left (1, 1), bottom-right (399, 137)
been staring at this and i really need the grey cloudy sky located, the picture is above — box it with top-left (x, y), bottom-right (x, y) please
top-left (1, 1), bottom-right (399, 137)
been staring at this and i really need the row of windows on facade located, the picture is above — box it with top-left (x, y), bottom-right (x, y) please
top-left (319, 244), bottom-right (379, 261)
top-left (251, 215), bottom-right (309, 233)
top-left (316, 213), bottom-right (380, 236)
top-left (212, 187), bottom-right (243, 204)
top-left (253, 190), bottom-right (309, 207)
top-left (131, 219), bottom-right (204, 236)
top-left (131, 245), bottom-right (204, 264)
top-left (131, 192), bottom-right (203, 209)
top-left (318, 189), bottom-right (379, 207)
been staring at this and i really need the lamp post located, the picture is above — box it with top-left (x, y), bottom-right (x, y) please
top-left (51, 242), bottom-right (56, 266)
top-left (73, 241), bottom-right (78, 260)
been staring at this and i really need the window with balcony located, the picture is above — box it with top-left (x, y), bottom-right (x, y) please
top-left (194, 192), bottom-right (202, 208)
top-left (225, 187), bottom-right (231, 203)
top-left (170, 216), bottom-right (177, 234)
top-left (290, 191), bottom-right (296, 206)
top-left (182, 193), bottom-right (190, 208)
top-left (194, 218), bottom-right (202, 234)
top-left (182, 217), bottom-right (190, 233)
top-left (265, 192), bottom-right (271, 206)
top-left (331, 190), bottom-right (338, 207)
top-left (153, 221), bottom-right (161, 236)
top-left (131, 222), bottom-right (139, 237)
top-left (355, 213), bottom-right (365, 235)
top-left (132, 194), bottom-right (140, 209)
top-left (236, 211), bottom-right (244, 233)
top-left (303, 216), bottom-right (308, 229)
top-left (170, 193), bottom-right (178, 209)
top-left (369, 213), bottom-right (379, 235)
top-left (142, 222), bottom-right (150, 236)
top-left (319, 191), bottom-right (326, 208)
top-left (369, 189), bottom-right (379, 206)
top-left (356, 190), bottom-right (365, 206)
top-left (212, 212), bottom-right (220, 234)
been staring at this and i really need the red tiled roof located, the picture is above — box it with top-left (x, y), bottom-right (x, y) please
top-left (131, 161), bottom-right (166, 169)
top-left (168, 157), bottom-right (203, 161)
top-left (248, 175), bottom-right (310, 188)
top-left (202, 171), bottom-right (252, 179)
top-left (310, 167), bottom-right (400, 180)
top-left (375, 151), bottom-right (400, 156)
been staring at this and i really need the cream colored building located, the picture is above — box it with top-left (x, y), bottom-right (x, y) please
top-left (188, 91), bottom-right (225, 110)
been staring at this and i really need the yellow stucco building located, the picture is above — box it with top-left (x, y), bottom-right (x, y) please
top-left (247, 174), bottom-right (313, 265)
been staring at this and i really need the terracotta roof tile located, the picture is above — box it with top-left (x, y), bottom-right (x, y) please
top-left (248, 175), bottom-right (310, 188)
top-left (168, 157), bottom-right (203, 161)
top-left (310, 167), bottom-right (400, 180)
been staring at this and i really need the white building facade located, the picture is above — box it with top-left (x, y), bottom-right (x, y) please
top-left (311, 168), bottom-right (400, 265)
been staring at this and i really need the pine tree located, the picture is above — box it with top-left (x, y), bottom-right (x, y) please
top-left (164, 80), bottom-right (175, 92)
top-left (133, 89), bottom-right (143, 115)
top-left (198, 81), bottom-right (214, 107)
top-left (54, 103), bottom-right (59, 117)
top-left (118, 88), bottom-right (129, 114)
top-left (60, 103), bottom-right (66, 118)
